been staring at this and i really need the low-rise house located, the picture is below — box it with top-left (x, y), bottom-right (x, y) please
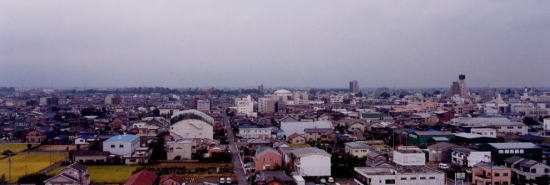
top-left (290, 147), bottom-right (331, 177)
top-left (26, 129), bottom-right (47, 143)
top-left (470, 128), bottom-right (497, 138)
top-left (254, 147), bottom-right (283, 172)
top-left (125, 169), bottom-right (157, 185)
top-left (44, 163), bottom-right (91, 185)
top-left (472, 162), bottom-right (512, 185)
top-left (103, 134), bottom-right (140, 157)
top-left (504, 156), bottom-right (550, 183)
top-left (354, 165), bottom-right (445, 185)
top-left (345, 142), bottom-right (371, 158)
top-left (287, 133), bottom-right (306, 145)
top-left (303, 128), bottom-right (334, 142)
top-left (451, 147), bottom-right (491, 167)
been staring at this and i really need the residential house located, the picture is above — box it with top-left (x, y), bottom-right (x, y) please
top-left (44, 163), bottom-right (91, 185)
top-left (159, 174), bottom-right (184, 185)
top-left (287, 133), bottom-right (306, 145)
top-left (254, 147), bottom-right (283, 172)
top-left (504, 156), bottom-right (550, 183)
top-left (238, 125), bottom-right (272, 139)
top-left (254, 170), bottom-right (294, 185)
top-left (345, 142), bottom-right (371, 158)
top-left (26, 129), bottom-right (47, 143)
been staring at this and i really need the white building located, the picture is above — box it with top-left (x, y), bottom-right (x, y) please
top-left (235, 95), bottom-right (254, 115)
top-left (470, 128), bottom-right (497, 138)
top-left (392, 146), bottom-right (425, 166)
top-left (170, 109), bottom-right (214, 140)
top-left (238, 126), bottom-right (272, 139)
top-left (291, 147), bottom-right (331, 177)
top-left (103, 134), bottom-right (140, 157)
top-left (166, 139), bottom-right (194, 160)
top-left (451, 147), bottom-right (491, 167)
top-left (196, 99), bottom-right (211, 112)
top-left (274, 89), bottom-right (293, 103)
top-left (354, 166), bottom-right (445, 185)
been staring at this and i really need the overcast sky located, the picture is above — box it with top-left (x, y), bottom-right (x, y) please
top-left (1, 0), bottom-right (549, 88)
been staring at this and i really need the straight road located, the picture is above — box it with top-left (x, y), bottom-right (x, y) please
top-left (224, 116), bottom-right (248, 185)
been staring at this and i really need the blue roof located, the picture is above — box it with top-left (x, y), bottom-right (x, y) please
top-left (105, 134), bottom-right (139, 143)
top-left (345, 142), bottom-right (370, 148)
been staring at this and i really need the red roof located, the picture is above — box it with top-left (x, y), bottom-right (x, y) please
top-left (125, 170), bottom-right (157, 185)
top-left (160, 174), bottom-right (184, 184)
top-left (287, 133), bottom-right (303, 140)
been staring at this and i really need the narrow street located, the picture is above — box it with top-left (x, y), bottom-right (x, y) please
top-left (224, 116), bottom-right (248, 185)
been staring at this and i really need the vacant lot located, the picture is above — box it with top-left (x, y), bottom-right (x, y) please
top-left (0, 153), bottom-right (67, 183)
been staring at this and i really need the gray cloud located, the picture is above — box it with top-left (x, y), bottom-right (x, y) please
top-left (1, 0), bottom-right (549, 88)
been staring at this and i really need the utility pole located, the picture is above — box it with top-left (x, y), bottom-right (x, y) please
top-left (8, 153), bottom-right (12, 183)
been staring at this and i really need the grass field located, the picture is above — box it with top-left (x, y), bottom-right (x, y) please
top-left (47, 165), bottom-right (140, 183)
top-left (0, 144), bottom-right (39, 156)
top-left (0, 153), bottom-right (67, 183)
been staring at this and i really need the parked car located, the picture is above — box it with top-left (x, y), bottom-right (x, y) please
top-left (439, 163), bottom-right (450, 169)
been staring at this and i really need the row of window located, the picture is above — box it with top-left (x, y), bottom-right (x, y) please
top-left (110, 144), bottom-right (124, 148)
top-left (498, 149), bottom-right (524, 154)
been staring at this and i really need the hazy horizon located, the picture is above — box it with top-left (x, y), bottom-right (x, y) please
top-left (2, 1), bottom-right (550, 88)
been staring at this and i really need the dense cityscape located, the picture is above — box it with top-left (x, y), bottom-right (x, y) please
top-left (0, 75), bottom-right (549, 185)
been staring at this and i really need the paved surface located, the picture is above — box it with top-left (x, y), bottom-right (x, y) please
top-left (224, 116), bottom-right (248, 185)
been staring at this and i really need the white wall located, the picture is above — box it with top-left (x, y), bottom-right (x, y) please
top-left (393, 151), bottom-right (426, 166)
top-left (296, 155), bottom-right (331, 177)
top-left (171, 119), bottom-right (213, 140)
top-left (103, 140), bottom-right (138, 157)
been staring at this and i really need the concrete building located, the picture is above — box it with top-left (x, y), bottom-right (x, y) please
top-left (258, 97), bottom-right (276, 114)
top-left (354, 165), bottom-right (445, 185)
top-left (170, 109), bottom-right (214, 140)
top-left (103, 134), bottom-right (140, 157)
top-left (407, 131), bottom-right (455, 148)
top-left (196, 99), bottom-right (211, 112)
top-left (472, 162), bottom-right (512, 185)
top-left (448, 74), bottom-right (470, 98)
top-left (349, 80), bottom-right (359, 94)
top-left (392, 146), bottom-right (425, 166)
top-left (166, 139), bottom-right (193, 160)
top-left (544, 118), bottom-right (550, 135)
top-left (451, 147), bottom-right (491, 167)
top-left (427, 142), bottom-right (458, 163)
top-left (273, 89), bottom-right (292, 103)
top-left (451, 117), bottom-right (528, 135)
top-left (235, 95), bottom-right (254, 115)
top-left (238, 125), bottom-right (272, 139)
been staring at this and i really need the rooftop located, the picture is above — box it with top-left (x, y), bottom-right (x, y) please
top-left (488, 142), bottom-right (540, 149)
top-left (105, 134), bottom-right (139, 143)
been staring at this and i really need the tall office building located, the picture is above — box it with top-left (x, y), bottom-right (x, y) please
top-left (349, 80), bottom-right (359, 93)
top-left (258, 97), bottom-right (276, 113)
top-left (449, 74), bottom-right (470, 98)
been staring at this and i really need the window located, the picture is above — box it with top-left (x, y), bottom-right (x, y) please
top-left (410, 177), bottom-right (416, 180)
top-left (429, 177), bottom-right (435, 179)
top-left (499, 150), bottom-right (504, 154)
top-left (385, 179), bottom-right (395, 184)
top-left (495, 173), bottom-right (500, 177)
top-left (519, 149), bottom-right (524, 154)
top-left (401, 177), bottom-right (407, 180)
top-left (420, 177), bottom-right (426, 180)
top-left (503, 173), bottom-right (508, 176)
top-left (531, 169), bottom-right (536, 173)
top-left (111, 145), bottom-right (115, 148)
top-left (119, 144), bottom-right (124, 148)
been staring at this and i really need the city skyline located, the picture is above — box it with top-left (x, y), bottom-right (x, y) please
top-left (2, 1), bottom-right (550, 88)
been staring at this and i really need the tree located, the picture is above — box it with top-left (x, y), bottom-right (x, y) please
top-left (0, 174), bottom-right (6, 184)
top-left (379, 92), bottom-right (390, 99)
top-left (2, 150), bottom-right (13, 156)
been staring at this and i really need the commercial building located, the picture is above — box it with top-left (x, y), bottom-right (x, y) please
top-left (392, 146), bottom-right (426, 166)
top-left (451, 147), bottom-right (491, 167)
top-left (407, 131), bottom-right (455, 148)
top-left (350, 80), bottom-right (359, 94)
top-left (289, 147), bottom-right (331, 177)
top-left (170, 109), bottom-right (214, 140)
top-left (103, 134), bottom-right (140, 157)
top-left (354, 165), bottom-right (445, 185)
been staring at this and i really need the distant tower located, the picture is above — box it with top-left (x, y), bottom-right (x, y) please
top-left (258, 84), bottom-right (265, 94)
top-left (449, 74), bottom-right (469, 98)
top-left (349, 80), bottom-right (359, 93)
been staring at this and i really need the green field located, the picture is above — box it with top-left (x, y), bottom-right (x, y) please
top-left (0, 144), bottom-right (39, 156)
top-left (47, 165), bottom-right (139, 183)
top-left (0, 153), bottom-right (67, 183)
